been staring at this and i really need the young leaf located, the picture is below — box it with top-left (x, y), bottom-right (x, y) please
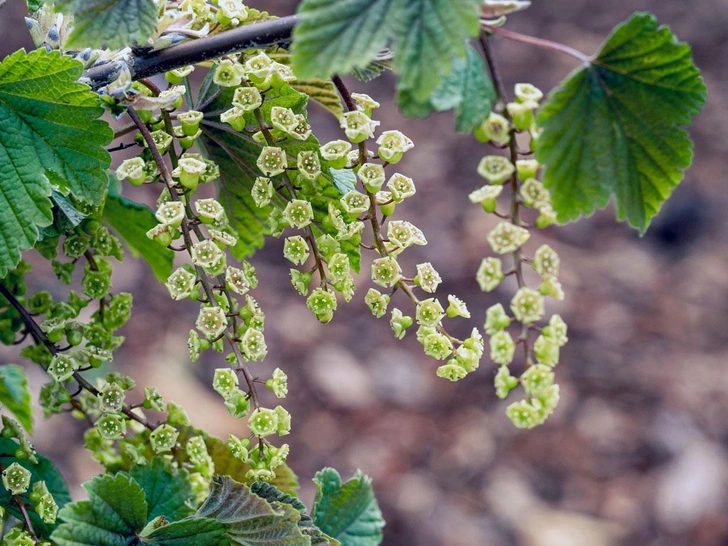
top-left (397, 44), bottom-right (495, 132)
top-left (142, 518), bottom-right (229, 545)
top-left (51, 473), bottom-right (148, 546)
top-left (0, 364), bottom-right (33, 433)
top-left (195, 476), bottom-right (309, 545)
top-left (130, 458), bottom-right (195, 523)
top-left (536, 13), bottom-right (707, 233)
top-left (54, 0), bottom-right (159, 49)
top-left (292, 0), bottom-right (482, 101)
top-left (104, 192), bottom-right (175, 282)
top-left (0, 49), bottom-right (112, 277)
top-left (312, 468), bottom-right (384, 546)
top-left (0, 438), bottom-right (71, 536)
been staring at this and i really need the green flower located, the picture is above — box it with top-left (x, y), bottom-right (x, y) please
top-left (415, 298), bottom-right (445, 328)
top-left (489, 331), bottom-right (516, 366)
top-left (510, 288), bottom-right (545, 324)
top-left (364, 288), bottom-right (390, 318)
top-left (2, 462), bottom-right (31, 495)
top-left (266, 368), bottom-right (288, 399)
top-left (494, 366), bottom-right (518, 399)
top-left (149, 424), bottom-right (179, 453)
top-left (96, 414), bottom-right (127, 441)
top-left (307, 288), bottom-right (337, 323)
top-left (390, 308), bottom-right (413, 340)
top-left (477, 155), bottom-right (515, 185)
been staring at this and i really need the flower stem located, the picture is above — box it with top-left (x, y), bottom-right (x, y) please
top-left (482, 24), bottom-right (591, 64)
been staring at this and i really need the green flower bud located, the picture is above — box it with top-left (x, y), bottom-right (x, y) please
top-left (520, 178), bottom-right (550, 208)
top-left (47, 354), bottom-right (78, 383)
top-left (521, 364), bottom-right (555, 396)
top-left (232, 86), bottom-right (261, 111)
top-left (506, 100), bottom-right (538, 131)
top-left (490, 330), bottom-right (516, 365)
top-left (416, 298), bottom-right (445, 328)
top-left (228, 434), bottom-right (250, 462)
top-left (341, 190), bottom-right (370, 215)
top-left (376, 130), bottom-right (414, 164)
top-left (487, 221), bottom-right (530, 254)
top-left (213, 59), bottom-right (245, 87)
top-left (390, 308), bottom-right (413, 340)
top-left (248, 407), bottom-right (278, 437)
top-left (41, 317), bottom-right (66, 344)
top-left (307, 288), bottom-right (337, 323)
top-left (149, 424), bottom-right (179, 453)
top-left (446, 294), bottom-right (470, 319)
top-left (220, 106), bottom-right (246, 131)
top-left (270, 106), bottom-right (297, 133)
top-left (196, 307), bottom-right (228, 339)
top-left (484, 303), bottom-right (511, 335)
top-left (387, 173), bottom-right (416, 202)
top-left (423, 333), bottom-right (453, 360)
top-left (115, 157), bottom-right (147, 186)
top-left (1, 462), bottom-right (31, 495)
top-left (98, 382), bottom-right (125, 412)
top-left (357, 163), bottom-right (386, 192)
top-left (516, 159), bottom-right (540, 181)
top-left (96, 413), bottom-right (127, 440)
top-left (506, 400), bottom-right (541, 429)
top-left (510, 288), bottom-right (545, 324)
top-left (290, 269), bottom-right (312, 296)
top-left (339, 111), bottom-right (379, 143)
top-left (436, 361), bottom-right (468, 382)
top-left (477, 155), bottom-right (515, 185)
top-left (143, 386), bottom-right (166, 412)
top-left (534, 334), bottom-right (560, 367)
top-left (266, 368), bottom-right (288, 398)
top-left (539, 275), bottom-right (564, 301)
top-left (494, 366), bottom-right (518, 399)
top-left (251, 177), bottom-right (273, 208)
top-left (165, 65), bottom-right (194, 84)
top-left (224, 388), bottom-right (251, 418)
top-left (414, 262), bottom-right (442, 294)
top-left (475, 112), bottom-right (511, 145)
top-left (514, 83), bottom-right (543, 103)
top-left (283, 199), bottom-right (314, 229)
top-left (542, 314), bottom-right (568, 347)
top-left (364, 288), bottom-right (390, 318)
top-left (320, 140), bottom-right (352, 169)
top-left (191, 240), bottom-right (224, 269)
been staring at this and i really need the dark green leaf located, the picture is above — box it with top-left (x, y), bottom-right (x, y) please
top-left (0, 438), bottom-right (71, 537)
top-left (51, 473), bottom-right (148, 546)
top-left (195, 476), bottom-right (308, 545)
top-left (104, 192), bottom-right (174, 281)
top-left (143, 518), bottom-right (229, 545)
top-left (0, 49), bottom-right (112, 277)
top-left (0, 364), bottom-right (32, 433)
top-left (130, 458), bottom-right (195, 523)
top-left (536, 13), bottom-right (707, 233)
top-left (312, 468), bottom-right (384, 546)
top-left (54, 0), bottom-right (159, 49)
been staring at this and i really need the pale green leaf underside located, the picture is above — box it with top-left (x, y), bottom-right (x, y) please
top-left (312, 468), bottom-right (384, 546)
top-left (0, 49), bottom-right (112, 277)
top-left (55, 0), bottom-right (159, 49)
top-left (536, 13), bottom-right (707, 233)
top-left (292, 0), bottom-right (481, 101)
top-left (0, 364), bottom-right (33, 433)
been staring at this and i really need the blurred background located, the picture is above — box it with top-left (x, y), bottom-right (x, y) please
top-left (1, 0), bottom-right (727, 544)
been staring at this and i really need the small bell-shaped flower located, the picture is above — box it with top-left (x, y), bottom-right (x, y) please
top-left (96, 413), bottom-right (127, 440)
top-left (476, 112), bottom-right (511, 145)
top-left (534, 334), bottom-right (560, 367)
top-left (149, 424), bottom-right (179, 453)
top-left (536, 203), bottom-right (557, 228)
top-left (257, 147), bottom-right (287, 176)
top-left (376, 130), bottom-right (414, 163)
top-left (358, 163), bottom-right (386, 192)
top-left (506, 100), bottom-right (538, 131)
top-left (98, 383), bottom-right (125, 412)
top-left (469, 185), bottom-right (503, 212)
top-left (533, 244), bottom-right (560, 277)
top-left (217, 0), bottom-right (249, 25)
top-left (149, 130), bottom-right (173, 155)
top-left (228, 434), bottom-right (250, 462)
top-left (156, 201), bottom-right (185, 228)
top-left (476, 257), bottom-right (505, 292)
top-left (306, 287), bottom-right (337, 323)
top-left (506, 400), bottom-right (541, 429)
top-left (516, 159), bottom-right (540, 180)
top-left (283, 236), bottom-right (309, 265)
top-left (490, 330), bottom-right (515, 365)
top-left (365, 288), bottom-right (390, 318)
top-left (266, 368), bottom-right (288, 398)
top-left (213, 368), bottom-right (239, 398)
top-left (221, 106), bottom-right (246, 131)
top-left (225, 266), bottom-right (251, 295)
top-left (515, 83), bottom-right (544, 103)
top-left (327, 253), bottom-right (350, 283)
top-left (446, 295), bottom-right (470, 319)
top-left (213, 59), bottom-right (245, 87)
top-left (195, 198), bottom-right (227, 224)
top-left (115, 157), bottom-right (146, 186)
top-left (390, 308), bottom-right (413, 340)
top-left (251, 177), bottom-right (273, 208)
top-left (209, 229), bottom-right (237, 248)
top-left (415, 298), bottom-right (445, 327)
top-left (165, 65), bottom-right (195, 85)
top-left (290, 269), bottom-right (312, 296)
top-left (176, 156), bottom-right (208, 190)
top-left (248, 407), bottom-right (278, 437)
top-left (387, 173), bottom-right (416, 202)
top-left (232, 86), bottom-right (262, 111)
top-left (2, 462), bottom-right (31, 495)
top-left (487, 221), bottom-right (530, 254)
top-left (283, 199), bottom-right (314, 229)
top-left (240, 328), bottom-right (267, 361)
top-left (191, 240), bottom-right (224, 269)
top-left (196, 307), bottom-right (228, 339)
top-left (436, 361), bottom-right (468, 382)
top-left (510, 288), bottom-right (545, 324)
top-left (454, 345), bottom-right (481, 373)
top-left (352, 93), bottom-right (380, 115)
top-left (543, 314), bottom-right (568, 347)
top-left (341, 191), bottom-right (370, 215)
top-left (320, 140), bottom-right (352, 169)
top-left (422, 333), bottom-right (453, 360)
top-left (224, 388), bottom-right (251, 418)
top-left (539, 275), bottom-right (564, 301)
top-left (484, 303), bottom-right (511, 335)
top-left (275, 406), bottom-right (291, 436)
top-left (245, 53), bottom-right (275, 87)
top-left (494, 366), bottom-right (518, 399)
top-left (48, 354), bottom-right (78, 383)
top-left (521, 364), bottom-right (555, 396)
top-left (297, 151), bottom-right (322, 181)
top-left (478, 155), bottom-right (515, 185)
top-left (270, 106), bottom-right (298, 133)
top-left (415, 262), bottom-right (442, 294)
top-left (288, 114), bottom-right (312, 140)
top-left (178, 110), bottom-right (204, 136)
top-left (143, 386), bottom-right (166, 412)
top-left (371, 256), bottom-right (401, 287)
top-left (339, 111), bottom-right (380, 143)
top-left (520, 178), bottom-right (550, 208)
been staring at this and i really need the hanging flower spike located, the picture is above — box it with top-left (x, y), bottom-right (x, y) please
top-left (477, 155), bottom-right (515, 185)
top-left (510, 288), bottom-right (545, 324)
top-left (339, 111), bottom-right (380, 143)
top-left (376, 130), bottom-right (414, 164)
top-left (487, 221), bottom-right (530, 254)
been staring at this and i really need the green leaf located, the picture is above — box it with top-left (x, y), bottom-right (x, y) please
top-left (103, 192), bottom-right (174, 282)
top-left (0, 49), bottom-right (112, 277)
top-left (0, 364), bottom-right (32, 433)
top-left (536, 13), bottom-right (707, 233)
top-left (195, 476), bottom-right (309, 546)
top-left (397, 45), bottom-right (495, 132)
top-left (312, 468), bottom-right (384, 546)
top-left (292, 0), bottom-right (481, 101)
top-left (0, 438), bottom-right (71, 537)
top-left (143, 518), bottom-right (229, 545)
top-left (54, 0), bottom-right (159, 49)
top-left (331, 169), bottom-right (356, 195)
top-left (130, 458), bottom-right (195, 523)
top-left (51, 473), bottom-right (148, 546)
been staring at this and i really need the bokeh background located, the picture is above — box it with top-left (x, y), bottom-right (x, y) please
top-left (1, 0), bottom-right (728, 544)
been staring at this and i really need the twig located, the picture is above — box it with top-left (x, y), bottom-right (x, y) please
top-left (482, 24), bottom-right (591, 64)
